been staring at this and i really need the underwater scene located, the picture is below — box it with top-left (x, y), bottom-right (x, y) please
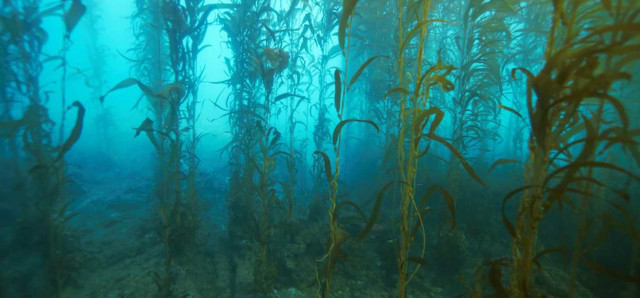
top-left (1, 0), bottom-right (639, 297)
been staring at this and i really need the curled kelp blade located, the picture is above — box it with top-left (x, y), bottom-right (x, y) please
top-left (332, 119), bottom-right (379, 147)
top-left (497, 104), bottom-right (526, 123)
top-left (314, 151), bottom-right (332, 184)
top-left (134, 118), bottom-right (160, 152)
top-left (273, 93), bottom-right (308, 103)
top-left (56, 101), bottom-right (85, 162)
top-left (134, 117), bottom-right (154, 137)
top-left (335, 201), bottom-right (368, 223)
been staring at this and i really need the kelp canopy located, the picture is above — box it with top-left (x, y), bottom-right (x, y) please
top-left (0, 0), bottom-right (638, 297)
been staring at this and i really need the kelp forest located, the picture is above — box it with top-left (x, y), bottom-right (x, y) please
top-left (1, 0), bottom-right (639, 297)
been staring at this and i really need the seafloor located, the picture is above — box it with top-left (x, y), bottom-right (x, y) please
top-left (2, 154), bottom-right (620, 297)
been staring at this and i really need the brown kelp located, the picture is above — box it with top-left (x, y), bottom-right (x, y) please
top-left (0, 1), bottom-right (86, 296)
top-left (313, 1), bottom-right (387, 296)
top-left (218, 0), bottom-right (296, 294)
top-left (383, 1), bottom-right (483, 296)
top-left (446, 0), bottom-right (510, 182)
top-left (308, 0), bottom-right (340, 223)
top-left (498, 0), bottom-right (640, 296)
top-left (100, 1), bottom-right (221, 295)
top-left (2, 0), bottom-right (639, 296)
top-left (217, 1), bottom-right (265, 295)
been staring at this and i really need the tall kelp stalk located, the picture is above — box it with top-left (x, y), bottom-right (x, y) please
top-left (220, 1), bottom-right (297, 294)
top-left (131, 0), bottom-right (166, 91)
top-left (102, 1), bottom-right (218, 295)
top-left (124, 0), bottom-right (174, 294)
top-left (498, 0), bottom-right (640, 296)
top-left (307, 0), bottom-right (339, 222)
top-left (313, 1), bottom-right (385, 296)
top-left (219, 0), bottom-right (291, 294)
top-left (155, 0), bottom-right (214, 294)
top-left (0, 1), bottom-right (86, 296)
top-left (278, 0), bottom-right (306, 231)
top-left (249, 3), bottom-right (292, 293)
top-left (378, 0), bottom-right (483, 296)
top-left (217, 1), bottom-right (261, 295)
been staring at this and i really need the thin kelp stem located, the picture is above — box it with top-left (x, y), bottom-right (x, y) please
top-left (320, 14), bottom-right (352, 296)
top-left (58, 39), bottom-right (70, 147)
top-left (397, 1), bottom-right (430, 296)
top-left (309, 1), bottom-right (336, 221)
top-left (317, 2), bottom-right (384, 295)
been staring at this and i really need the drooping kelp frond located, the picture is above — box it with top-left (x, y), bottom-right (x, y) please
top-left (55, 101), bottom-right (85, 162)
top-left (100, 78), bottom-right (185, 128)
top-left (498, 0), bottom-right (640, 296)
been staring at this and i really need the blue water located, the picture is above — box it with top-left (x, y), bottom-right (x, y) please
top-left (1, 0), bottom-right (639, 297)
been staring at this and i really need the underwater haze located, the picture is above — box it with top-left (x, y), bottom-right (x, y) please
top-left (1, 0), bottom-right (640, 297)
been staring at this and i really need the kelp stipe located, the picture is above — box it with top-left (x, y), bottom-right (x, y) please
top-left (308, 0), bottom-right (340, 224)
top-left (363, 0), bottom-right (488, 296)
top-left (217, 1), bottom-right (263, 295)
top-left (279, 4), bottom-right (309, 235)
top-left (218, 0), bottom-right (292, 295)
top-left (312, 1), bottom-right (388, 296)
top-left (496, 0), bottom-right (640, 296)
top-left (247, 3), bottom-right (308, 293)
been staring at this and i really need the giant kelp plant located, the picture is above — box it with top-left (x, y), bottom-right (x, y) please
top-left (99, 0), bottom-right (225, 295)
top-left (0, 0), bottom-right (86, 296)
top-left (499, 1), bottom-right (640, 296)
top-left (1, 0), bottom-right (639, 297)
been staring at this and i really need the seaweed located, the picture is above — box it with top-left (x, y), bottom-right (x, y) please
top-left (2, 0), bottom-right (638, 297)
top-left (0, 1), bottom-right (87, 296)
top-left (55, 101), bottom-right (85, 162)
top-left (63, 0), bottom-right (86, 37)
top-left (496, 0), bottom-right (640, 296)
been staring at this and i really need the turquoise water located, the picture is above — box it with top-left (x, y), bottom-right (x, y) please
top-left (1, 0), bottom-right (639, 297)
